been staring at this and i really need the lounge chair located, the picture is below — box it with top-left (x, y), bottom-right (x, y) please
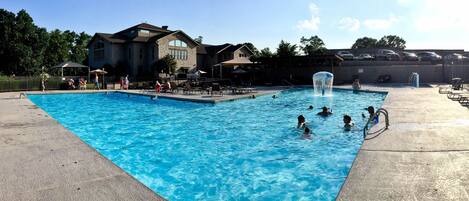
top-left (210, 83), bottom-right (223, 96)
top-left (447, 90), bottom-right (468, 100)
top-left (439, 78), bottom-right (464, 94)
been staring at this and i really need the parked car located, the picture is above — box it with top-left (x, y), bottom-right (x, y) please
top-left (417, 52), bottom-right (442, 61)
top-left (375, 49), bottom-right (400, 61)
top-left (444, 53), bottom-right (465, 61)
top-left (356, 53), bottom-right (374, 60)
top-left (464, 53), bottom-right (469, 61)
top-left (337, 51), bottom-right (354, 60)
top-left (402, 52), bottom-right (419, 61)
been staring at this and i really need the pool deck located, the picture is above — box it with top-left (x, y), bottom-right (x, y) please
top-left (2, 85), bottom-right (469, 200)
top-left (337, 84), bottom-right (469, 200)
top-left (0, 92), bottom-right (166, 200)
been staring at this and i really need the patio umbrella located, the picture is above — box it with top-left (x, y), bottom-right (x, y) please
top-left (90, 69), bottom-right (108, 74)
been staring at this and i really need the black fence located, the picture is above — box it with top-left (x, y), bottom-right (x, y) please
top-left (0, 77), bottom-right (63, 92)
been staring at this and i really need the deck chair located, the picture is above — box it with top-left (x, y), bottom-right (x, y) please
top-left (439, 78), bottom-right (464, 94)
top-left (211, 83), bottom-right (223, 96)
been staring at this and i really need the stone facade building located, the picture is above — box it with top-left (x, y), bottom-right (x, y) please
top-left (88, 23), bottom-right (253, 79)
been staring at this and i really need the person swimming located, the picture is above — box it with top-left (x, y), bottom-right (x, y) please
top-left (366, 106), bottom-right (379, 124)
top-left (272, 95), bottom-right (277, 99)
top-left (317, 106), bottom-right (333, 117)
top-left (308, 105), bottom-right (314, 110)
top-left (343, 115), bottom-right (355, 131)
top-left (302, 127), bottom-right (312, 139)
top-left (297, 115), bottom-right (306, 128)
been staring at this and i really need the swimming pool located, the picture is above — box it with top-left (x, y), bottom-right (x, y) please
top-left (29, 88), bottom-right (386, 200)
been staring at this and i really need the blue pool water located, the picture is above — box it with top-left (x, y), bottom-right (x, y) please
top-left (29, 89), bottom-right (386, 200)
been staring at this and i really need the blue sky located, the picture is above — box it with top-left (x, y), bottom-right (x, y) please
top-left (1, 0), bottom-right (468, 51)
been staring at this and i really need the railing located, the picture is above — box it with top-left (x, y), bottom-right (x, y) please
top-left (363, 108), bottom-right (390, 138)
top-left (281, 79), bottom-right (294, 87)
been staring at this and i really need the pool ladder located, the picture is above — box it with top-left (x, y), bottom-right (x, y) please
top-left (363, 108), bottom-right (390, 138)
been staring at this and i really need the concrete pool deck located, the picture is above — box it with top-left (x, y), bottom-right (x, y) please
top-left (337, 85), bottom-right (469, 200)
top-left (0, 92), bottom-right (165, 200)
top-left (2, 85), bottom-right (469, 200)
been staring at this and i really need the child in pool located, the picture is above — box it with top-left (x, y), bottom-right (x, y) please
top-left (297, 115), bottom-right (306, 128)
top-left (302, 127), bottom-right (312, 139)
top-left (343, 115), bottom-right (355, 131)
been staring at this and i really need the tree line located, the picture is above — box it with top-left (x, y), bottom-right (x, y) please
top-left (0, 9), bottom-right (91, 76)
top-left (251, 35), bottom-right (406, 59)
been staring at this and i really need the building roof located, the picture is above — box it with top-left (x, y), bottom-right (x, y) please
top-left (87, 23), bottom-right (199, 47)
top-left (114, 23), bottom-right (171, 36)
top-left (52, 61), bottom-right (89, 68)
top-left (197, 43), bottom-right (254, 56)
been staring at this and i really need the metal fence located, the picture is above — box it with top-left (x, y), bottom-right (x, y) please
top-left (0, 77), bottom-right (63, 92)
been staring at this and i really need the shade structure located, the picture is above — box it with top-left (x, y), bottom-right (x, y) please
top-left (220, 57), bottom-right (253, 66)
top-left (213, 57), bottom-right (253, 79)
top-left (52, 61), bottom-right (90, 79)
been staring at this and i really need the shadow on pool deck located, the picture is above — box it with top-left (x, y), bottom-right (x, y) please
top-left (337, 85), bottom-right (469, 201)
top-left (0, 92), bottom-right (166, 201)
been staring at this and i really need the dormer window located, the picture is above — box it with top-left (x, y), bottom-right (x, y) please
top-left (139, 29), bottom-right (150, 35)
top-left (169, 39), bottom-right (187, 48)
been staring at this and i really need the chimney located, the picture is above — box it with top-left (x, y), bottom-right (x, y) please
top-left (162, 25), bottom-right (168, 30)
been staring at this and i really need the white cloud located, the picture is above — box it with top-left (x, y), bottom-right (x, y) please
top-left (297, 2), bottom-right (320, 31)
top-left (412, 0), bottom-right (469, 32)
top-left (363, 15), bottom-right (399, 30)
top-left (338, 17), bottom-right (360, 32)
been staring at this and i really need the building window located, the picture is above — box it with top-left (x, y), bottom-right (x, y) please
top-left (169, 49), bottom-right (188, 60)
top-left (139, 48), bottom-right (143, 60)
top-left (128, 48), bottom-right (131, 59)
top-left (169, 39), bottom-right (188, 48)
top-left (139, 29), bottom-right (150, 34)
top-left (93, 41), bottom-right (105, 61)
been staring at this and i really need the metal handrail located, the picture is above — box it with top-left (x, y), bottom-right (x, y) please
top-left (281, 79), bottom-right (294, 87)
top-left (363, 108), bottom-right (390, 138)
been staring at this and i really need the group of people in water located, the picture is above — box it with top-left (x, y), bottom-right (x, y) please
top-left (296, 104), bottom-right (378, 140)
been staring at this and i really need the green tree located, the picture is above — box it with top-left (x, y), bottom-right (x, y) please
top-left (376, 35), bottom-right (406, 49)
top-left (0, 9), bottom-right (17, 75)
top-left (300, 35), bottom-right (326, 55)
top-left (259, 47), bottom-right (274, 58)
top-left (153, 55), bottom-right (177, 76)
top-left (71, 32), bottom-right (91, 64)
top-left (43, 29), bottom-right (69, 69)
top-left (276, 40), bottom-right (298, 57)
top-left (351, 37), bottom-right (378, 49)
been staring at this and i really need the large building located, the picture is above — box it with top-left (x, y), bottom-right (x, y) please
top-left (87, 23), bottom-right (253, 79)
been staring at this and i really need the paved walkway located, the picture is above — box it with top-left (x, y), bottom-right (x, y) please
top-left (0, 92), bottom-right (165, 201)
top-left (337, 86), bottom-right (469, 200)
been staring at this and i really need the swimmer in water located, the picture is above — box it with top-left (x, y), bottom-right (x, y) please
top-left (367, 106), bottom-right (379, 124)
top-left (297, 115), bottom-right (306, 128)
top-left (302, 127), bottom-right (312, 139)
top-left (343, 115), bottom-right (355, 131)
top-left (317, 106), bottom-right (333, 117)
top-left (308, 105), bottom-right (314, 110)
top-left (272, 95), bottom-right (277, 99)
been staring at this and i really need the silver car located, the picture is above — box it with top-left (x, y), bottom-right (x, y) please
top-left (337, 51), bottom-right (354, 60)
